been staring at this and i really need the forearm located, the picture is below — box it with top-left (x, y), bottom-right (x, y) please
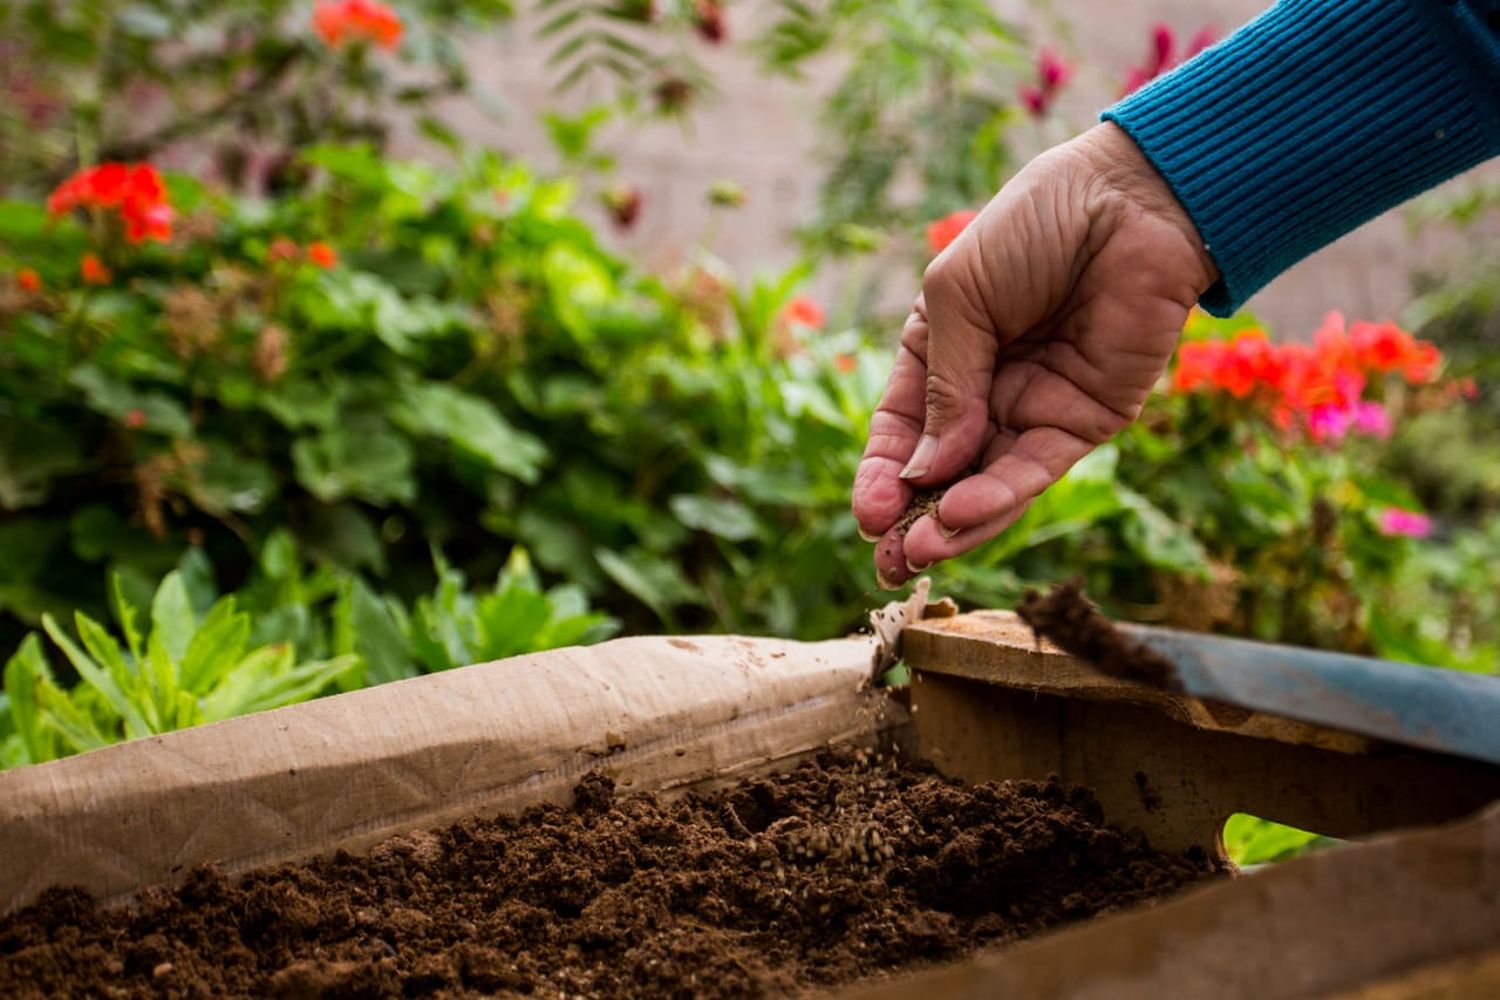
top-left (1104, 0), bottom-right (1500, 316)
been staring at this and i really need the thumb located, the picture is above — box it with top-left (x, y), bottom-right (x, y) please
top-left (899, 261), bottom-right (997, 484)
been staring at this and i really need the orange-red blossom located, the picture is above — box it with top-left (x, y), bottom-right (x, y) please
top-left (313, 0), bottom-right (404, 50)
top-left (47, 162), bottom-right (174, 244)
top-left (1171, 312), bottom-right (1445, 441)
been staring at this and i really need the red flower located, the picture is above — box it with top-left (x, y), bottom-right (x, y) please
top-left (314, 0), bottom-right (404, 50)
top-left (1150, 23), bottom-right (1175, 76)
top-left (124, 408), bottom-right (147, 429)
top-left (1020, 48), bottom-right (1072, 118)
top-left (602, 184), bottom-right (643, 231)
top-left (1121, 22), bottom-right (1216, 96)
top-left (1169, 311), bottom-right (1444, 445)
top-left (782, 296), bottom-right (826, 330)
top-left (692, 0), bottom-right (726, 43)
top-left (926, 209), bottom-right (978, 254)
top-left (1039, 50), bottom-right (1071, 90)
top-left (306, 241), bottom-right (339, 269)
top-left (80, 252), bottom-right (112, 286)
top-left (833, 353), bottom-right (857, 374)
top-left (15, 267), bottom-right (41, 293)
top-left (47, 162), bottom-right (174, 244)
top-left (267, 236), bottom-right (300, 263)
top-left (1402, 341), bottom-right (1442, 384)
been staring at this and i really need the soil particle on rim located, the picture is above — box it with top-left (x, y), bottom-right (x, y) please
top-left (1017, 580), bottom-right (1185, 692)
top-left (0, 748), bottom-right (1220, 999)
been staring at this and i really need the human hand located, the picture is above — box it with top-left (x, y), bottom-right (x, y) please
top-left (852, 123), bottom-right (1219, 588)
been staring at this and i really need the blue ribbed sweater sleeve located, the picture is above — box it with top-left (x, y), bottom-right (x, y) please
top-left (1103, 0), bottom-right (1500, 317)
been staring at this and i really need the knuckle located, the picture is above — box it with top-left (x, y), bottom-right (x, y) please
top-left (923, 370), bottom-right (969, 424)
top-left (921, 259), bottom-right (958, 302)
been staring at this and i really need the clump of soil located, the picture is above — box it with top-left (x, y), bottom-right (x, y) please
top-left (892, 489), bottom-right (945, 537)
top-left (1018, 580), bottom-right (1184, 692)
top-left (0, 749), bottom-right (1219, 999)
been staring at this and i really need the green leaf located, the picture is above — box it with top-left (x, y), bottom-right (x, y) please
top-left (391, 383), bottom-right (548, 483)
top-left (542, 241), bottom-right (615, 339)
top-left (75, 610), bottom-right (158, 735)
top-left (4, 635), bottom-right (50, 765)
top-left (36, 678), bottom-right (110, 755)
top-left (0, 422), bottom-right (84, 510)
top-left (292, 426), bottom-right (416, 505)
top-left (179, 599), bottom-right (251, 693)
top-left (1223, 814), bottom-right (1327, 866)
top-left (109, 573), bottom-right (146, 666)
top-left (68, 365), bottom-right (193, 437)
top-left (0, 200), bottom-right (53, 243)
top-left (1118, 488), bottom-right (1211, 575)
top-left (594, 548), bottom-right (698, 626)
top-left (41, 612), bottom-right (153, 740)
top-left (473, 586), bottom-right (552, 660)
top-left (150, 572), bottom-right (198, 664)
top-left (669, 494), bottom-right (760, 542)
top-left (333, 577), bottom-right (415, 686)
top-left (199, 644), bottom-right (293, 722)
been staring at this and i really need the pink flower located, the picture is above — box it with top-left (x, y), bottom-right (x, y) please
top-left (1020, 48), bottom-right (1072, 118)
top-left (1352, 401), bottom-right (1392, 439)
top-left (1121, 22), bottom-right (1217, 96)
top-left (1377, 509), bottom-right (1433, 539)
top-left (1040, 50), bottom-right (1071, 89)
top-left (1150, 23), bottom-right (1175, 76)
top-left (1307, 404), bottom-right (1353, 444)
top-left (1186, 27), bottom-right (1218, 59)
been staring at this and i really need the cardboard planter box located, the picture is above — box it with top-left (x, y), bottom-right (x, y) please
top-left (4, 604), bottom-right (1499, 997)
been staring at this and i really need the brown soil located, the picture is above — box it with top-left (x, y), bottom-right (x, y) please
top-left (1018, 580), bottom-right (1185, 692)
top-left (892, 490), bottom-right (945, 537)
top-left (0, 749), bottom-right (1220, 999)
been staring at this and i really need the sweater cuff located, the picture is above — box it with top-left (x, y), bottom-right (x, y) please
top-left (1103, 0), bottom-right (1500, 317)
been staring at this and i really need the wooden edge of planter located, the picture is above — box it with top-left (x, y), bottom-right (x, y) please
top-left (901, 609), bottom-right (1500, 855)
top-left (0, 633), bottom-right (904, 915)
top-left (903, 610), bottom-right (1373, 753)
top-left (832, 797), bottom-right (1500, 1000)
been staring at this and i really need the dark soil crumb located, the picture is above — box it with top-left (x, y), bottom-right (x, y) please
top-left (0, 749), bottom-right (1220, 999)
top-left (1017, 580), bottom-right (1185, 692)
top-left (893, 489), bottom-right (945, 537)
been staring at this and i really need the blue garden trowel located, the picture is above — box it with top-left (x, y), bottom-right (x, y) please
top-left (1016, 583), bottom-right (1500, 768)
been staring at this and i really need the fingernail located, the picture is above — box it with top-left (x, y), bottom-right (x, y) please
top-left (900, 435), bottom-right (939, 480)
top-left (876, 569), bottom-right (902, 591)
top-left (939, 522), bottom-right (960, 540)
top-left (905, 558), bottom-right (931, 575)
top-left (858, 527), bottom-right (880, 543)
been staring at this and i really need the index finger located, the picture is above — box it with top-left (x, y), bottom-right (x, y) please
top-left (852, 302), bottom-right (930, 539)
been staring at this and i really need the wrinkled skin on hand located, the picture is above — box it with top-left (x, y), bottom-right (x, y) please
top-left (852, 123), bottom-right (1219, 588)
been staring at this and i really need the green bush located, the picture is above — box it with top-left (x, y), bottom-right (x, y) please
top-left (0, 145), bottom-right (910, 644)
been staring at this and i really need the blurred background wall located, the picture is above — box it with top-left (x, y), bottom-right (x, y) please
top-left (402, 0), bottom-right (1475, 337)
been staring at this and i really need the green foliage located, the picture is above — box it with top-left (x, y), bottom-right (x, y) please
top-left (0, 0), bottom-right (515, 192)
top-left (1, 568), bottom-right (353, 768)
top-left (0, 537), bottom-right (618, 769)
top-left (757, 0), bottom-right (1028, 254)
top-left (1223, 814), bottom-right (1331, 868)
top-left (1402, 181), bottom-right (1500, 516)
top-left (405, 549), bottom-right (618, 671)
top-left (536, 0), bottom-right (713, 109)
